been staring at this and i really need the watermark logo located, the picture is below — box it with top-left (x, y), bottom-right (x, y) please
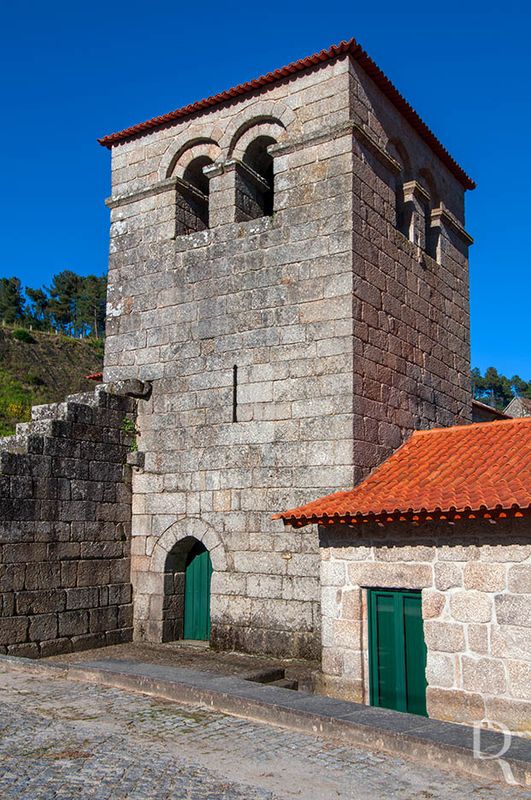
top-left (473, 719), bottom-right (518, 785)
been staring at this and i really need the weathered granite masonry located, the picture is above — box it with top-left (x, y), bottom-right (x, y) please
top-left (103, 52), bottom-right (473, 657)
top-left (318, 520), bottom-right (531, 737)
top-left (0, 388), bottom-right (135, 657)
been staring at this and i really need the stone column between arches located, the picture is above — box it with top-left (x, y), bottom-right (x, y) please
top-left (131, 518), bottom-right (227, 643)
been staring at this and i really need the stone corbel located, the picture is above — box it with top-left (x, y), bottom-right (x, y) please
top-left (221, 159), bottom-right (271, 192)
top-left (402, 180), bottom-right (431, 205)
top-left (174, 176), bottom-right (207, 205)
top-left (106, 379), bottom-right (152, 399)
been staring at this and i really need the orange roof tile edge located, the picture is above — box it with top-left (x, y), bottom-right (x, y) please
top-left (274, 417), bottom-right (531, 528)
top-left (98, 38), bottom-right (475, 190)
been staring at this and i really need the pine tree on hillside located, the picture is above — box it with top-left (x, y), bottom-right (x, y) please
top-left (26, 287), bottom-right (50, 329)
top-left (47, 270), bottom-right (83, 334)
top-left (472, 366), bottom-right (531, 409)
top-left (76, 274), bottom-right (107, 337)
top-left (0, 277), bottom-right (25, 324)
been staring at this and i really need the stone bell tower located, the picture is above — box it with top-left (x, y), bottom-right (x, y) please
top-left (100, 39), bottom-right (473, 658)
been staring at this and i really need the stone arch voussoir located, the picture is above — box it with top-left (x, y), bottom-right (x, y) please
top-left (159, 128), bottom-right (223, 181)
top-left (222, 101), bottom-right (299, 156)
top-left (150, 517), bottom-right (227, 573)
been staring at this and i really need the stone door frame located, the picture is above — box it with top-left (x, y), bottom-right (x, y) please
top-left (132, 517), bottom-right (227, 643)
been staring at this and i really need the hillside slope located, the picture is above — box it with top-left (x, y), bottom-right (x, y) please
top-left (0, 327), bottom-right (103, 435)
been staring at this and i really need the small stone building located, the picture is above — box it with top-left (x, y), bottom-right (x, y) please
top-left (98, 38), bottom-right (474, 658)
top-left (505, 397), bottom-right (531, 419)
top-left (472, 399), bottom-right (509, 423)
top-left (275, 417), bottom-right (531, 736)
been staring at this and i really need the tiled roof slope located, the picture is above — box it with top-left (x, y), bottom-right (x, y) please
top-left (274, 418), bottom-right (531, 528)
top-left (98, 39), bottom-right (475, 190)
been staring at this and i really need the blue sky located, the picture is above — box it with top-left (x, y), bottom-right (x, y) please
top-left (1, 0), bottom-right (529, 378)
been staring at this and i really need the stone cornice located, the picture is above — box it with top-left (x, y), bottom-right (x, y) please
top-left (105, 177), bottom-right (178, 209)
top-left (351, 123), bottom-right (402, 174)
top-left (268, 120), bottom-right (401, 175)
top-left (431, 205), bottom-right (473, 245)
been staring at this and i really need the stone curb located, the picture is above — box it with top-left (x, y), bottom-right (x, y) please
top-left (1, 654), bottom-right (529, 788)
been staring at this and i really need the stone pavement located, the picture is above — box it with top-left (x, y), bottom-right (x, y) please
top-left (1, 663), bottom-right (530, 799)
top-left (43, 639), bottom-right (318, 688)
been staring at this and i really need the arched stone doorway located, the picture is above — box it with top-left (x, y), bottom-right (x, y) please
top-left (163, 537), bottom-right (213, 642)
top-left (133, 517), bottom-right (227, 644)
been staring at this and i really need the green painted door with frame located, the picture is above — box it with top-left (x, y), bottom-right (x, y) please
top-left (183, 541), bottom-right (212, 641)
top-left (368, 588), bottom-right (427, 716)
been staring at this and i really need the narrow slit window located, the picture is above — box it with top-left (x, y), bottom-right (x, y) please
top-left (232, 365), bottom-right (238, 423)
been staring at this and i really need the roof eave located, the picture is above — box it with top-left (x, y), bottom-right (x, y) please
top-left (276, 505), bottom-right (531, 529)
top-left (97, 38), bottom-right (475, 191)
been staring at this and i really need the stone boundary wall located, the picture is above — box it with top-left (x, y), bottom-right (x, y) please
top-left (0, 388), bottom-right (135, 657)
top-left (318, 519), bottom-right (531, 738)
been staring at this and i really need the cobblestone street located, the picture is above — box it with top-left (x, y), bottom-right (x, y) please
top-left (0, 665), bottom-right (529, 800)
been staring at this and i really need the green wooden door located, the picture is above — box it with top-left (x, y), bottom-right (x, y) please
top-left (368, 589), bottom-right (427, 716)
top-left (183, 542), bottom-right (212, 641)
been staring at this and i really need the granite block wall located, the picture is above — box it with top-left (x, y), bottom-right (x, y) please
top-left (0, 388), bottom-right (135, 657)
top-left (318, 519), bottom-right (531, 737)
top-left (103, 51), bottom-right (473, 657)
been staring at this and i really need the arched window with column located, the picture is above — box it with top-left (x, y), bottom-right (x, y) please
top-left (164, 138), bottom-right (220, 237)
top-left (175, 154), bottom-right (213, 236)
top-left (418, 168), bottom-right (441, 261)
top-left (387, 139), bottom-right (412, 239)
top-left (234, 135), bottom-right (276, 221)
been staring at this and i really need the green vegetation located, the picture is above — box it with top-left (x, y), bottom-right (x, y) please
top-left (0, 369), bottom-right (33, 436)
top-left (0, 270), bottom-right (107, 338)
top-left (472, 366), bottom-right (531, 410)
top-left (121, 416), bottom-right (139, 451)
top-left (12, 328), bottom-right (36, 343)
top-left (0, 270), bottom-right (106, 435)
top-left (0, 327), bottom-right (103, 436)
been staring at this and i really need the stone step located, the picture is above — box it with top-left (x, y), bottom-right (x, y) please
top-left (0, 433), bottom-right (29, 454)
top-left (244, 667), bottom-right (286, 684)
top-left (31, 401), bottom-right (67, 422)
top-left (16, 419), bottom-right (55, 437)
top-left (31, 390), bottom-right (105, 425)
top-left (268, 677), bottom-right (299, 690)
top-left (65, 390), bottom-right (100, 407)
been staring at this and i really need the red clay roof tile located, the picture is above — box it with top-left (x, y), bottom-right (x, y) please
top-left (274, 418), bottom-right (531, 528)
top-left (98, 38), bottom-right (475, 190)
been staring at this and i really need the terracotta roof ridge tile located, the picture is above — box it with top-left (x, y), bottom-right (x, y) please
top-left (414, 416), bottom-right (531, 436)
